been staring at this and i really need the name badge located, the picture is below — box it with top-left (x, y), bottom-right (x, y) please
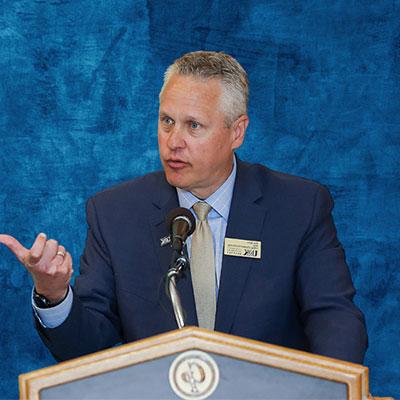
top-left (224, 238), bottom-right (261, 259)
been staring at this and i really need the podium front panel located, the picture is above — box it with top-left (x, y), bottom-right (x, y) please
top-left (20, 328), bottom-right (368, 400)
top-left (40, 351), bottom-right (347, 399)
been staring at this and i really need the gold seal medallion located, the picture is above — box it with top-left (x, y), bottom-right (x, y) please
top-left (169, 350), bottom-right (220, 399)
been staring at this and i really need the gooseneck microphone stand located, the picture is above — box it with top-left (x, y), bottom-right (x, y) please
top-left (164, 207), bottom-right (195, 329)
top-left (165, 246), bottom-right (190, 329)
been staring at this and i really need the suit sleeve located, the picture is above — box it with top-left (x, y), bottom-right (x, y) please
top-left (295, 185), bottom-right (368, 364)
top-left (35, 197), bottom-right (122, 361)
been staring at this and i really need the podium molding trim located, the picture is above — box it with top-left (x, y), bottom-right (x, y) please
top-left (19, 326), bottom-right (370, 400)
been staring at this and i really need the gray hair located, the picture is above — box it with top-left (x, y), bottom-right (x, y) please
top-left (160, 51), bottom-right (249, 126)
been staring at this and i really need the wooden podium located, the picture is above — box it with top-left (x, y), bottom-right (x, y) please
top-left (19, 327), bottom-right (388, 399)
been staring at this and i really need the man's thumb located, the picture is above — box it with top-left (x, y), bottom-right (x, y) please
top-left (0, 234), bottom-right (28, 263)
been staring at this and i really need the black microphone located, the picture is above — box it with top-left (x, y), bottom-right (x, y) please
top-left (166, 207), bottom-right (196, 252)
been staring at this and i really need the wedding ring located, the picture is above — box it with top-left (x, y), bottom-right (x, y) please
top-left (56, 250), bottom-right (66, 258)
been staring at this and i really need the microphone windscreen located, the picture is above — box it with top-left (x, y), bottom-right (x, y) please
top-left (166, 207), bottom-right (195, 236)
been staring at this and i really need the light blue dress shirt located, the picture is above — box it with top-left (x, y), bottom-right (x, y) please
top-left (33, 157), bottom-right (237, 328)
top-left (177, 156), bottom-right (237, 289)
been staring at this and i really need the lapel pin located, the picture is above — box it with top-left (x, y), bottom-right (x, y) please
top-left (160, 235), bottom-right (171, 247)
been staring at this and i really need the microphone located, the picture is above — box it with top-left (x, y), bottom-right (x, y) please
top-left (166, 207), bottom-right (196, 252)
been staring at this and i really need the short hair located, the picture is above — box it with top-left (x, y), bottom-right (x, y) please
top-left (160, 51), bottom-right (249, 126)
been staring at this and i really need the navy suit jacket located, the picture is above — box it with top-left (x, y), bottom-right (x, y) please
top-left (38, 159), bottom-right (367, 363)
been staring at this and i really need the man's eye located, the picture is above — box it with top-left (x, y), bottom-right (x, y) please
top-left (190, 121), bottom-right (200, 129)
top-left (163, 117), bottom-right (174, 125)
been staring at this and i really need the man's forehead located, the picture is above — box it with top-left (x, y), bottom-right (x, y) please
top-left (160, 75), bottom-right (222, 107)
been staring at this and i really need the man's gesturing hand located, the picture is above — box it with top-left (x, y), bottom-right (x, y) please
top-left (0, 233), bottom-right (73, 303)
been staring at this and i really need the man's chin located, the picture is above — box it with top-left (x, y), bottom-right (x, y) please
top-left (164, 171), bottom-right (188, 190)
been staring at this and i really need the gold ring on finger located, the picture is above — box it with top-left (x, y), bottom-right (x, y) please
top-left (57, 250), bottom-right (66, 258)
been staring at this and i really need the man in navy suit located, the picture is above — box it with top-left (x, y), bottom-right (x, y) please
top-left (0, 51), bottom-right (367, 363)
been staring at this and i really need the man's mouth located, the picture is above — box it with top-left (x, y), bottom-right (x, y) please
top-left (166, 159), bottom-right (188, 169)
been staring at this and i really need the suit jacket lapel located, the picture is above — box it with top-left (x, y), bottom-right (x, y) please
top-left (215, 160), bottom-right (268, 333)
top-left (149, 175), bottom-right (198, 328)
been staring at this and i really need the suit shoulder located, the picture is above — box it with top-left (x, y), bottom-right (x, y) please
top-left (241, 161), bottom-right (331, 201)
top-left (239, 161), bottom-right (334, 225)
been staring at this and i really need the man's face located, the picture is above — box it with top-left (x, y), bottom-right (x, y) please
top-left (158, 74), bottom-right (247, 199)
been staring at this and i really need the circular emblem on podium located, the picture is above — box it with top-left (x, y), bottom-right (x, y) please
top-left (169, 350), bottom-right (220, 399)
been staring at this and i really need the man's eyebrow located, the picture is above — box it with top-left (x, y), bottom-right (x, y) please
top-left (159, 111), bottom-right (204, 122)
top-left (185, 115), bottom-right (202, 122)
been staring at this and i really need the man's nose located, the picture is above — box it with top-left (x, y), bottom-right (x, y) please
top-left (167, 125), bottom-right (186, 149)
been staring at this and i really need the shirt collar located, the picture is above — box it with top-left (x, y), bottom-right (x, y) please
top-left (177, 155), bottom-right (237, 221)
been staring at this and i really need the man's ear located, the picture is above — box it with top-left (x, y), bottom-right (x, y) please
top-left (231, 114), bottom-right (249, 150)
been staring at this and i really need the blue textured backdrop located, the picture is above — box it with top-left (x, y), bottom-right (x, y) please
top-left (0, 1), bottom-right (399, 398)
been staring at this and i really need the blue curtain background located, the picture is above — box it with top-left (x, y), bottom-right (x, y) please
top-left (1, 1), bottom-right (399, 398)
